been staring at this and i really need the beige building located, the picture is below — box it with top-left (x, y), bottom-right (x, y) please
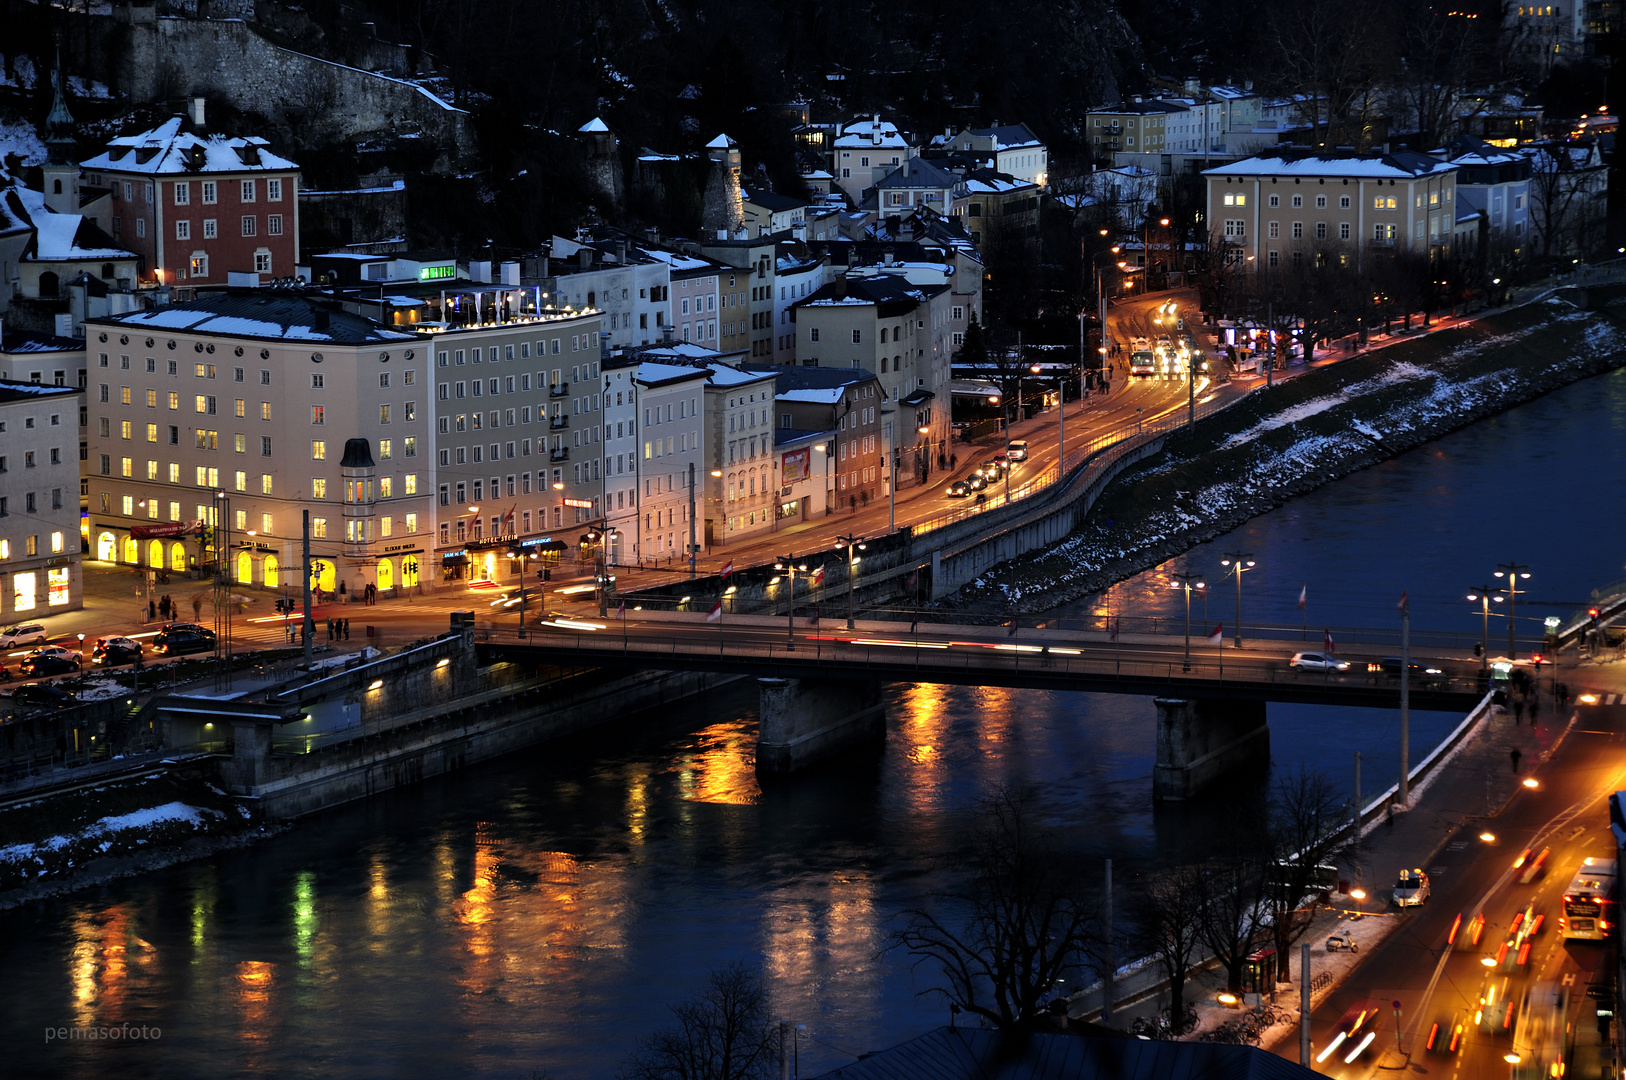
top-left (833, 116), bottom-right (918, 203)
top-left (1203, 152), bottom-right (1462, 273)
top-left (1086, 100), bottom-right (1178, 158)
top-left (0, 381), bottom-right (84, 617)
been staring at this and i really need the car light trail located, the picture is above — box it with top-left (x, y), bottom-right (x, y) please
top-left (1344, 1032), bottom-right (1377, 1063)
top-left (1447, 913), bottom-right (1462, 945)
top-left (1316, 1032), bottom-right (1347, 1063)
top-left (849, 639), bottom-right (950, 650)
top-left (540, 619), bottom-right (605, 631)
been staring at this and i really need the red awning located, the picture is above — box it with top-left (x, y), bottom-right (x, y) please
top-left (130, 520), bottom-right (205, 539)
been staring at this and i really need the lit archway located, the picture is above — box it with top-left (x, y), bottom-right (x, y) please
top-left (263, 554), bottom-right (279, 588)
top-left (400, 557), bottom-right (419, 589)
top-left (148, 539), bottom-right (165, 568)
top-left (376, 559), bottom-right (394, 592)
top-left (97, 532), bottom-right (116, 561)
top-left (310, 559), bottom-right (336, 593)
top-left (236, 550), bottom-right (254, 584)
top-left (170, 542), bottom-right (187, 572)
top-left (121, 536), bottom-right (138, 563)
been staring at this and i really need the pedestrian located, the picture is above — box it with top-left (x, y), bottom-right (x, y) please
top-left (343, 618), bottom-right (350, 641)
top-left (148, 599), bottom-right (157, 621)
top-left (192, 596), bottom-right (202, 620)
top-left (1514, 698), bottom-right (1525, 725)
top-left (1510, 747), bottom-right (1523, 773)
top-left (326, 617), bottom-right (333, 641)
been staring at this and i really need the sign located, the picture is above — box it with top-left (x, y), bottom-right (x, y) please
top-left (563, 497), bottom-right (595, 509)
top-left (131, 520), bottom-right (205, 539)
top-left (517, 536), bottom-right (557, 548)
top-left (43, 555), bottom-right (71, 567)
top-left (782, 447), bottom-right (811, 485)
top-left (383, 544), bottom-right (423, 555)
top-left (418, 264), bottom-right (457, 281)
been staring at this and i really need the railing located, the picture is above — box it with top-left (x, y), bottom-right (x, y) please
top-left (550, 415), bottom-right (569, 430)
top-left (476, 625), bottom-right (1489, 698)
top-left (550, 447), bottom-right (570, 461)
top-left (550, 383), bottom-right (569, 398)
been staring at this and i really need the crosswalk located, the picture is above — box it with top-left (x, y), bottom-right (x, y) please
top-left (1581, 692), bottom-right (1620, 705)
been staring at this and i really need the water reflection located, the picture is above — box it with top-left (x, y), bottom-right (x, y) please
top-left (676, 717), bottom-right (761, 805)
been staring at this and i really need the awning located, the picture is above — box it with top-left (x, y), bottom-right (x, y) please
top-left (130, 520), bottom-right (206, 539)
top-left (899, 389), bottom-right (935, 406)
top-left (521, 539), bottom-right (568, 554)
top-left (441, 553), bottom-right (469, 566)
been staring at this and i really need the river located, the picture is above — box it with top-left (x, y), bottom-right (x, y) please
top-left (5, 368), bottom-right (1626, 1079)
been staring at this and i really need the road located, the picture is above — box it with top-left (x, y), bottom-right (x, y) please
top-left (1302, 699), bottom-right (1625, 1080)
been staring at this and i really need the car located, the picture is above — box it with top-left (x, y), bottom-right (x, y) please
top-left (946, 480), bottom-right (972, 498)
top-left (1368, 657), bottom-right (1446, 679)
top-left (1290, 651), bottom-right (1350, 672)
top-left (92, 637), bottom-right (143, 665)
top-left (152, 626), bottom-right (217, 656)
top-left (1320, 1001), bottom-right (1383, 1064)
top-left (992, 452), bottom-right (1010, 469)
top-left (26, 645), bottom-right (78, 662)
top-left (967, 474), bottom-right (988, 492)
top-left (1325, 928), bottom-right (1358, 952)
top-left (1007, 440), bottom-right (1028, 462)
top-left (10, 682), bottom-right (78, 708)
top-left (1392, 868), bottom-right (1431, 907)
top-left (1425, 1012), bottom-right (1466, 1056)
top-left (975, 461), bottom-right (1002, 480)
top-left (0, 622), bottom-right (48, 649)
top-left (20, 654), bottom-right (80, 677)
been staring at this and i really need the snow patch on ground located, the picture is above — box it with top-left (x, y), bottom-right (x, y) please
top-left (0, 801), bottom-right (222, 869)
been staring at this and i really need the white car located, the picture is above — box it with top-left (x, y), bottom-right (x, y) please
top-left (25, 645), bottom-right (77, 662)
top-left (0, 622), bottom-right (48, 649)
top-left (1290, 651), bottom-right (1350, 672)
top-left (1007, 440), bottom-right (1028, 462)
top-left (1392, 868), bottom-right (1431, 907)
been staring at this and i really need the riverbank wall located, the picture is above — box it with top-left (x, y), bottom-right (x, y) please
top-left (949, 285), bottom-right (1626, 614)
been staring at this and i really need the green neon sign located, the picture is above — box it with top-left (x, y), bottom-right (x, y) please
top-left (418, 264), bottom-right (456, 281)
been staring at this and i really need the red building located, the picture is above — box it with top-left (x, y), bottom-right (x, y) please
top-left (80, 114), bottom-right (299, 294)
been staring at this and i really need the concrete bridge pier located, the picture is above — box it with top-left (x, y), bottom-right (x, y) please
top-left (1152, 698), bottom-right (1270, 801)
top-left (756, 677), bottom-right (886, 774)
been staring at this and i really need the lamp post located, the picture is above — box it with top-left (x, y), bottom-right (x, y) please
top-left (1219, 552), bottom-right (1255, 647)
top-left (1466, 586), bottom-right (1505, 674)
top-left (889, 426), bottom-right (931, 534)
top-left (1169, 570), bottom-right (1206, 672)
top-left (772, 555), bottom-right (808, 649)
top-left (1493, 562), bottom-right (1530, 660)
top-left (836, 533), bottom-right (865, 629)
top-left (688, 460), bottom-right (698, 581)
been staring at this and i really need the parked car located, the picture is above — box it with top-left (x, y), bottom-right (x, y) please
top-left (152, 626), bottom-right (217, 656)
top-left (946, 480), bottom-right (972, 498)
top-left (1007, 440), bottom-right (1028, 462)
top-left (11, 682), bottom-right (77, 708)
top-left (1290, 651), bottom-right (1350, 672)
top-left (1392, 868), bottom-right (1431, 907)
top-left (0, 622), bottom-right (49, 649)
top-left (92, 637), bottom-right (143, 665)
top-left (20, 653), bottom-right (80, 677)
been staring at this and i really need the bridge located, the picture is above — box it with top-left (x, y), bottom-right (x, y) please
top-left (474, 613), bottom-right (1488, 798)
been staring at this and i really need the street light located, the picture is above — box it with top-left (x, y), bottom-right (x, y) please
top-left (773, 554), bottom-right (809, 649)
top-left (890, 425), bottom-right (933, 534)
top-left (1219, 552), bottom-right (1256, 647)
top-left (1031, 362), bottom-right (1065, 475)
top-left (836, 533), bottom-right (866, 629)
top-left (1466, 586), bottom-right (1506, 673)
top-left (1493, 562), bottom-right (1530, 660)
top-left (1169, 571), bottom-right (1207, 672)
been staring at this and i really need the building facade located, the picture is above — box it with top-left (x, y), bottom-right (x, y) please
top-left (81, 116), bottom-right (300, 292)
top-left (833, 116), bottom-right (917, 203)
top-left (0, 381), bottom-right (84, 617)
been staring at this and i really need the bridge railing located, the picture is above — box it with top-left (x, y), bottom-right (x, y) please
top-left (475, 626), bottom-right (1490, 698)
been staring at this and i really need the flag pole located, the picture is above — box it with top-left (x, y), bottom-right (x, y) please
top-left (1399, 590), bottom-right (1411, 808)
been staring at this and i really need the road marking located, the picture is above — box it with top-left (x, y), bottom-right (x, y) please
top-left (1563, 973), bottom-right (1576, 986)
top-left (1447, 840), bottom-right (1469, 852)
top-left (1429, 866), bottom-right (1448, 875)
top-left (1608, 694), bottom-right (1619, 705)
top-left (1570, 826), bottom-right (1587, 839)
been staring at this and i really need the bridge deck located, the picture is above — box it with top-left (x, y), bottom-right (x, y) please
top-left (474, 622), bottom-right (1489, 710)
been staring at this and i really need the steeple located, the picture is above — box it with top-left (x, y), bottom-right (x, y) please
top-left (44, 50), bottom-right (76, 166)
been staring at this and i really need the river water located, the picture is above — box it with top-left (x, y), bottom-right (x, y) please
top-left (5, 369), bottom-right (1626, 1079)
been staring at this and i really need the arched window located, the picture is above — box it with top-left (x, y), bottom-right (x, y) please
top-left (52, 179), bottom-right (62, 195)
top-left (38, 271), bottom-right (59, 297)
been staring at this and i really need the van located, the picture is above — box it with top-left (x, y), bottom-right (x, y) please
top-left (1007, 440), bottom-right (1028, 461)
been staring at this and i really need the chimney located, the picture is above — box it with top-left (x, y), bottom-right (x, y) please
top-left (471, 259), bottom-right (494, 282)
top-left (902, 158), bottom-right (910, 178)
top-left (500, 261), bottom-right (520, 286)
top-left (791, 221), bottom-right (807, 242)
top-left (189, 97), bottom-right (206, 129)
top-left (718, 229), bottom-right (729, 240)
top-left (577, 249), bottom-right (592, 271)
top-left (313, 308), bottom-right (331, 332)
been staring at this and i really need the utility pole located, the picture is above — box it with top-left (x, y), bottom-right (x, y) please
top-left (1266, 301), bottom-right (1274, 387)
top-left (302, 509), bottom-right (313, 668)
top-left (688, 460), bottom-right (697, 580)
top-left (774, 555), bottom-right (806, 650)
top-left (1495, 561), bottom-right (1530, 659)
top-left (1300, 943), bottom-right (1312, 1066)
top-left (1102, 858), bottom-right (1115, 1021)
top-left (1353, 751), bottom-right (1362, 886)
top-left (1399, 592), bottom-right (1411, 808)
top-left (837, 532), bottom-right (864, 630)
top-left (1220, 552), bottom-right (1254, 648)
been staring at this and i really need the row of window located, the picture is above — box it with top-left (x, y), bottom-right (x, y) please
top-left (169, 179), bottom-right (286, 205)
top-left (99, 358), bottom-right (282, 384)
top-left (0, 489), bottom-right (66, 515)
top-left (0, 531), bottom-right (67, 557)
top-left (172, 215), bottom-right (283, 240)
top-left (97, 496), bottom-right (417, 541)
top-left (437, 343), bottom-right (598, 367)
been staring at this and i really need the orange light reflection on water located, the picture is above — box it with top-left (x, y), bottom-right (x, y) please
top-left (234, 960), bottom-right (276, 1044)
top-left (762, 870), bottom-right (883, 1029)
top-left (676, 717), bottom-right (760, 805)
top-left (69, 906), bottom-right (132, 1027)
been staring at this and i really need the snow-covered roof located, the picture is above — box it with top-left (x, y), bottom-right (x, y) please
top-left (81, 116), bottom-right (298, 175)
top-left (703, 363), bottom-right (775, 387)
top-left (635, 360), bottom-right (709, 387)
top-left (964, 174), bottom-right (1035, 195)
top-left (778, 386), bottom-right (845, 404)
top-left (1203, 152), bottom-right (1458, 180)
top-left (94, 293), bottom-right (414, 344)
top-left (579, 117), bottom-right (611, 133)
top-left (32, 214), bottom-right (135, 262)
top-left (706, 133), bottom-right (737, 149)
top-left (835, 116), bottom-right (909, 149)
top-left (640, 247), bottom-right (718, 274)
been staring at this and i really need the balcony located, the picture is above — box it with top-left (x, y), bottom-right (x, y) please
top-left (550, 415), bottom-right (569, 430)
top-left (550, 382), bottom-right (569, 398)
top-left (1368, 238), bottom-right (1396, 249)
top-left (550, 447), bottom-right (570, 462)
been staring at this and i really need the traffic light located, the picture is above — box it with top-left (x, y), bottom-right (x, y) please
top-left (1590, 607), bottom-right (1602, 624)
top-left (1474, 642), bottom-right (1483, 657)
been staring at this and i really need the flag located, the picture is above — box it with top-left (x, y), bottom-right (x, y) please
top-left (617, 599), bottom-right (625, 620)
top-left (1109, 616), bottom-right (1120, 641)
top-left (812, 566), bottom-right (826, 587)
top-left (1324, 629), bottom-right (1336, 654)
top-left (503, 505), bottom-right (516, 534)
top-left (1298, 586), bottom-right (1307, 611)
top-left (1398, 590), bottom-right (1409, 615)
top-left (706, 601), bottom-right (722, 622)
top-left (720, 560), bottom-right (733, 581)
top-left (1207, 624), bottom-right (1224, 645)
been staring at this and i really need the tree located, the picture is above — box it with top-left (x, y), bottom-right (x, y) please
top-left (1134, 863), bottom-right (1208, 1032)
top-left (1263, 0), bottom-right (1391, 151)
top-left (621, 962), bottom-right (780, 1080)
top-left (1194, 841), bottom-right (1271, 995)
top-left (891, 785), bottom-right (1097, 1031)
top-left (1265, 767), bottom-right (1351, 982)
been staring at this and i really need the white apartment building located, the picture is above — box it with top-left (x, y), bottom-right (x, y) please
top-left (544, 235), bottom-right (670, 349)
top-left (771, 250), bottom-right (828, 365)
top-left (85, 293), bottom-right (434, 599)
top-left (707, 362), bottom-right (778, 544)
top-left (833, 116), bottom-right (917, 203)
top-left (0, 381), bottom-right (83, 616)
top-left (642, 247), bottom-right (723, 346)
top-left (602, 354), bottom-right (708, 566)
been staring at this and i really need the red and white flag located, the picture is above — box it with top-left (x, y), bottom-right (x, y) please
top-left (1298, 585), bottom-right (1307, 611)
top-left (706, 600), bottom-right (722, 623)
top-left (720, 560), bottom-right (733, 580)
top-left (1324, 629), bottom-right (1336, 654)
top-left (1207, 624), bottom-right (1224, 645)
top-left (812, 566), bottom-right (826, 587)
top-left (1398, 590), bottom-right (1409, 615)
top-left (503, 505), bottom-right (517, 534)
top-left (617, 599), bottom-right (625, 620)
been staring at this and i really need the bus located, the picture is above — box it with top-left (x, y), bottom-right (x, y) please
top-left (1130, 350), bottom-right (1157, 376)
top-left (1561, 857), bottom-right (1617, 940)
